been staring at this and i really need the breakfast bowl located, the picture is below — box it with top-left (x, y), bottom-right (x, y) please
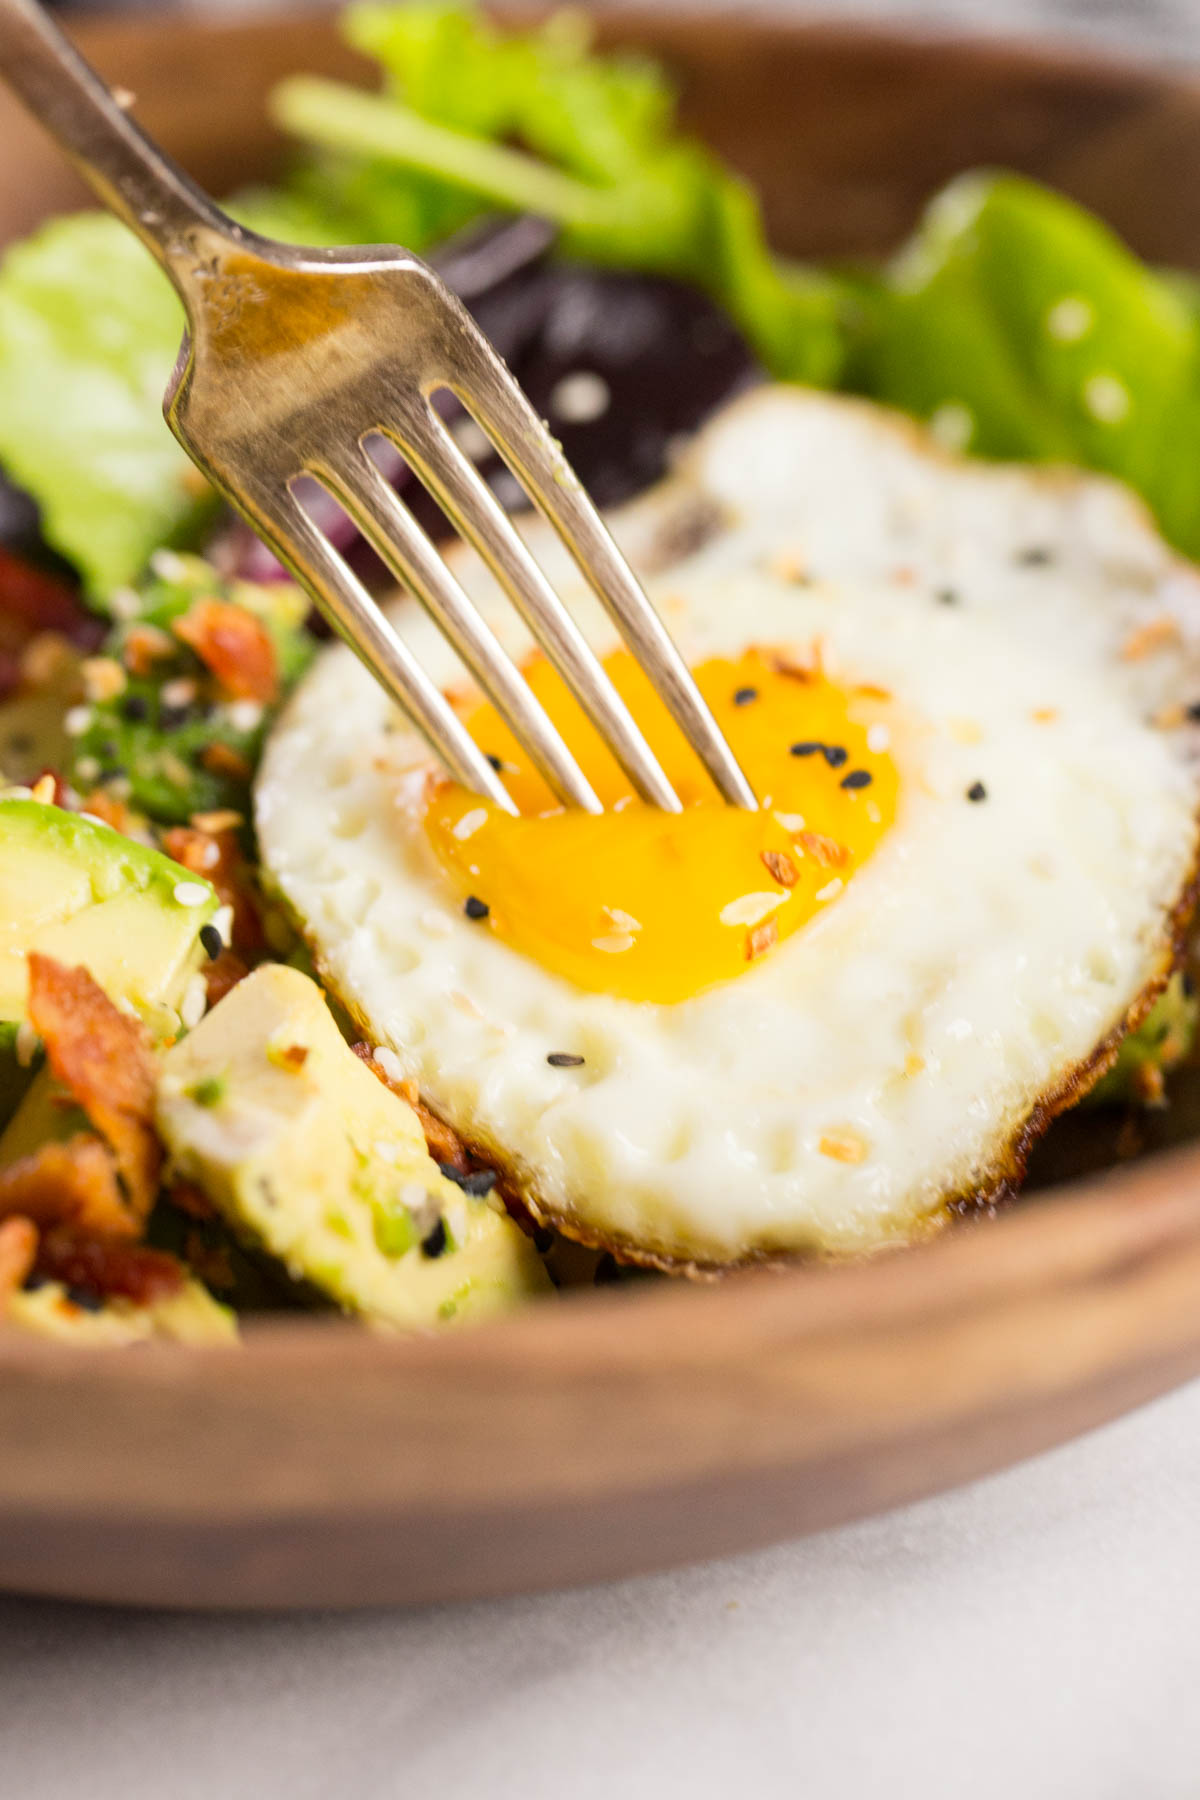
top-left (5, 5), bottom-right (1200, 1610)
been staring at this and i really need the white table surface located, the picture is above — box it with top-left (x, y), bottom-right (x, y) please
top-left (7, 2), bottom-right (1200, 1793)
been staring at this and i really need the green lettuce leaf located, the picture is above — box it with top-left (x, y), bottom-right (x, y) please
top-left (852, 171), bottom-right (1200, 555)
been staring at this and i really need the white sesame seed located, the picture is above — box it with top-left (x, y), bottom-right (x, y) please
top-left (149, 549), bottom-right (188, 582)
top-left (1046, 295), bottom-right (1094, 343)
top-left (866, 723), bottom-right (891, 753)
top-left (162, 676), bottom-right (197, 708)
top-left (591, 931), bottom-right (635, 954)
top-left (225, 700), bottom-right (264, 733)
top-left (815, 878), bottom-right (844, 903)
top-left (604, 907), bottom-right (641, 932)
top-left (773, 811), bottom-right (806, 833)
top-left (173, 880), bottom-right (211, 907)
top-left (78, 811), bottom-right (108, 828)
top-left (928, 402), bottom-right (974, 452)
top-left (549, 371), bottom-right (610, 425)
top-left (452, 808), bottom-right (487, 841)
top-left (212, 904), bottom-right (234, 945)
top-left (719, 891), bottom-right (787, 928)
top-left (179, 971), bottom-right (208, 1029)
top-left (108, 586), bottom-right (143, 621)
top-left (64, 705), bottom-right (93, 738)
top-left (1083, 373), bottom-right (1131, 424)
top-left (74, 759), bottom-right (100, 786)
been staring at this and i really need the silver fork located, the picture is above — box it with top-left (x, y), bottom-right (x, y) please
top-left (0, 0), bottom-right (757, 817)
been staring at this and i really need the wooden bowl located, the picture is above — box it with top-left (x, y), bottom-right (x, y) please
top-left (4, 8), bottom-right (1200, 1611)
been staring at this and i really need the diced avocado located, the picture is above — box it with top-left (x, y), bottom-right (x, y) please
top-left (5, 1276), bottom-right (237, 1345)
top-left (1089, 972), bottom-right (1198, 1108)
top-left (0, 795), bottom-right (217, 1028)
top-left (155, 964), bottom-right (550, 1330)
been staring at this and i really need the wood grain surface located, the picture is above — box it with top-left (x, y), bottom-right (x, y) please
top-left (4, 8), bottom-right (1200, 1610)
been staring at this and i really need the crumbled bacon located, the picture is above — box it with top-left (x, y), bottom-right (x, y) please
top-left (0, 1134), bottom-right (135, 1238)
top-left (203, 947), bottom-right (251, 1007)
top-left (352, 1042), bottom-right (471, 1173)
top-left (0, 1216), bottom-right (37, 1302)
top-left (795, 829), bottom-right (849, 870)
top-left (199, 742), bottom-right (252, 782)
top-left (163, 826), bottom-right (264, 954)
top-left (745, 919), bottom-right (778, 962)
top-left (121, 623), bottom-right (173, 676)
top-left (27, 955), bottom-right (161, 1222)
top-left (35, 1229), bottom-right (184, 1305)
top-left (173, 597), bottom-right (278, 703)
top-left (760, 848), bottom-right (797, 888)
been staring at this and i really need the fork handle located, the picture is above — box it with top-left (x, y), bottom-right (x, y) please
top-left (0, 0), bottom-right (239, 300)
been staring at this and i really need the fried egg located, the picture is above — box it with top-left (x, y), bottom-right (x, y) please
top-left (257, 389), bottom-right (1200, 1264)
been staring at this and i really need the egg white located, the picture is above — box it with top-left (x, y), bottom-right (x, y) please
top-left (257, 389), bottom-right (1200, 1263)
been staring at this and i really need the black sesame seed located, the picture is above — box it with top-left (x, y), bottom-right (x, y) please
top-left (199, 923), bottom-right (223, 961)
top-left (1017, 546), bottom-right (1055, 568)
top-left (594, 1252), bottom-right (621, 1285)
top-left (463, 895), bottom-right (489, 921)
top-left (789, 741), bottom-right (823, 758)
top-left (935, 587), bottom-right (960, 606)
top-left (1187, 702), bottom-right (1200, 723)
top-left (420, 1217), bottom-right (448, 1260)
top-left (822, 745), bottom-right (849, 769)
top-left (840, 769), bottom-right (872, 790)
top-left (485, 752), bottom-right (503, 771)
top-left (121, 693), bottom-right (149, 723)
top-left (547, 1051), bottom-right (585, 1068)
top-left (98, 764), bottom-right (126, 782)
top-left (159, 703), bottom-right (194, 733)
top-left (733, 686), bottom-right (758, 706)
top-left (66, 1285), bottom-right (105, 1313)
top-left (967, 781), bottom-right (988, 802)
top-left (438, 1162), bottom-right (497, 1197)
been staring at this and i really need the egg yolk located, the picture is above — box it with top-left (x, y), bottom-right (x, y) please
top-left (421, 648), bottom-right (897, 1003)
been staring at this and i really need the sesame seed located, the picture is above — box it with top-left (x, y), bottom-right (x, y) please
top-left (1046, 295), bottom-right (1094, 342)
top-left (822, 745), bottom-right (848, 769)
top-left (840, 769), bottom-right (872, 790)
top-left (866, 723), bottom-right (891, 753)
top-left (225, 700), bottom-right (264, 733)
top-left (162, 677), bottom-right (197, 710)
top-left (74, 756), bottom-right (100, 785)
top-left (733, 686), bottom-right (758, 706)
top-left (928, 401), bottom-right (974, 452)
top-left (452, 808), bottom-right (487, 841)
top-left (180, 972), bottom-right (208, 1029)
top-left (935, 587), bottom-right (960, 606)
top-left (1083, 372), bottom-right (1131, 425)
top-left (815, 877), bottom-right (844, 902)
top-left (547, 1051), bottom-right (586, 1067)
top-left (464, 895), bottom-right (489, 920)
top-left (64, 705), bottom-right (93, 738)
top-left (199, 922), bottom-right (223, 961)
top-left (173, 880), bottom-right (211, 907)
top-left (420, 1217), bottom-right (448, 1259)
top-left (485, 753), bottom-right (504, 772)
top-left (121, 693), bottom-right (149, 722)
top-left (549, 370), bottom-right (610, 424)
top-left (1016, 546), bottom-right (1055, 568)
top-left (967, 781), bottom-right (988, 802)
top-left (789, 741), bottom-right (822, 758)
top-left (149, 548), bottom-right (188, 582)
top-left (438, 1163), bottom-right (497, 1197)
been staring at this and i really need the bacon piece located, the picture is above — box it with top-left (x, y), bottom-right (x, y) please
top-left (173, 597), bottom-right (278, 703)
top-left (760, 848), bottom-right (797, 888)
top-left (0, 1216), bottom-right (37, 1302)
top-left (0, 1134), bottom-right (135, 1238)
top-left (199, 741), bottom-right (252, 782)
top-left (202, 947), bottom-right (250, 1007)
top-left (164, 825), bottom-right (264, 955)
top-left (745, 918), bottom-right (778, 962)
top-left (796, 829), bottom-right (850, 871)
top-left (352, 1042), bottom-right (471, 1173)
top-left (35, 1229), bottom-right (184, 1305)
top-left (27, 955), bottom-right (161, 1222)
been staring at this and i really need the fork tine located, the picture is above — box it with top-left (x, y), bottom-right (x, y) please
top-left (250, 477), bottom-right (519, 813)
top-left (389, 403), bottom-right (684, 813)
top-left (442, 343), bottom-right (758, 811)
top-left (315, 444), bottom-right (603, 813)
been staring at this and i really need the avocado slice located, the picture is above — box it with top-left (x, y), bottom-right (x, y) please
top-left (156, 964), bottom-right (550, 1330)
top-left (6, 1276), bottom-right (237, 1344)
top-left (0, 795), bottom-right (218, 1030)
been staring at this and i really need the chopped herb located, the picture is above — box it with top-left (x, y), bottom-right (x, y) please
top-left (186, 1074), bottom-right (227, 1109)
top-left (464, 894), bottom-right (489, 920)
top-left (935, 587), bottom-right (960, 605)
top-left (967, 780), bottom-right (988, 802)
